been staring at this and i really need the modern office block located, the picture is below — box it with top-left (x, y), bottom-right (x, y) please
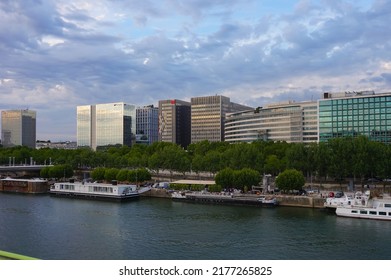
top-left (318, 91), bottom-right (391, 143)
top-left (136, 105), bottom-right (159, 145)
top-left (158, 99), bottom-right (191, 148)
top-left (77, 102), bottom-right (136, 150)
top-left (1, 109), bottom-right (36, 148)
top-left (224, 101), bottom-right (317, 143)
top-left (191, 95), bottom-right (253, 143)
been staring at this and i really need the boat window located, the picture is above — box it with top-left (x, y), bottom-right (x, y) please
top-left (351, 210), bottom-right (358, 213)
top-left (360, 210), bottom-right (367, 214)
top-left (384, 204), bottom-right (391, 208)
top-left (369, 211), bottom-right (377, 215)
top-left (92, 186), bottom-right (113, 193)
top-left (379, 212), bottom-right (386, 216)
top-left (63, 184), bottom-right (75, 190)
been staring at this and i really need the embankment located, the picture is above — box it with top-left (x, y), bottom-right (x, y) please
top-left (141, 189), bottom-right (326, 208)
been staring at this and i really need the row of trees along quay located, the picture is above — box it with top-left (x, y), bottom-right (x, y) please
top-left (1, 135), bottom-right (391, 192)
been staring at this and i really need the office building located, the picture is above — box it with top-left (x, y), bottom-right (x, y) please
top-left (318, 91), bottom-right (391, 143)
top-left (136, 105), bottom-right (159, 145)
top-left (191, 95), bottom-right (253, 143)
top-left (1, 109), bottom-right (36, 148)
top-left (158, 99), bottom-right (191, 148)
top-left (77, 102), bottom-right (136, 150)
top-left (225, 101), bottom-right (318, 144)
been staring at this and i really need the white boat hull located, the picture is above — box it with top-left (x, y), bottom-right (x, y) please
top-left (336, 206), bottom-right (391, 221)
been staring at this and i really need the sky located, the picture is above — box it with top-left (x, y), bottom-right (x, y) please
top-left (1, 0), bottom-right (391, 141)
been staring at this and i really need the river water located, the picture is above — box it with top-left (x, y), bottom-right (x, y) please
top-left (1, 193), bottom-right (390, 260)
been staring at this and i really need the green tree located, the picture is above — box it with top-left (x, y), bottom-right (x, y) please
top-left (47, 164), bottom-right (73, 180)
top-left (215, 168), bottom-right (235, 189)
top-left (191, 154), bottom-right (205, 174)
top-left (286, 143), bottom-right (312, 177)
top-left (40, 166), bottom-right (50, 178)
top-left (104, 168), bottom-right (119, 182)
top-left (91, 167), bottom-right (106, 181)
top-left (148, 153), bottom-right (163, 177)
top-left (136, 168), bottom-right (152, 182)
top-left (264, 155), bottom-right (283, 176)
top-left (204, 150), bottom-right (221, 174)
top-left (314, 142), bottom-right (331, 185)
top-left (127, 170), bottom-right (138, 183)
top-left (116, 169), bottom-right (129, 182)
top-left (234, 168), bottom-right (260, 191)
top-left (328, 137), bottom-right (353, 185)
top-left (275, 169), bottom-right (305, 192)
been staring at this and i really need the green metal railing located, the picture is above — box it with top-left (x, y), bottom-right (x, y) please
top-left (0, 250), bottom-right (39, 260)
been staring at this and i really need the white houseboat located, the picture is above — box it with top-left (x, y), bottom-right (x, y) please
top-left (50, 180), bottom-right (148, 201)
top-left (324, 191), bottom-right (356, 211)
top-left (335, 191), bottom-right (391, 221)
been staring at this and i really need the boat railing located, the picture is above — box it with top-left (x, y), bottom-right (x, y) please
top-left (0, 250), bottom-right (39, 260)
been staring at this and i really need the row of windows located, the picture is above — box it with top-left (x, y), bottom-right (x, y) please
top-left (320, 132), bottom-right (391, 143)
top-left (320, 115), bottom-right (391, 122)
top-left (319, 109), bottom-right (391, 117)
top-left (350, 210), bottom-right (391, 216)
top-left (90, 186), bottom-right (114, 193)
top-left (320, 95), bottom-right (391, 106)
top-left (58, 184), bottom-right (75, 190)
top-left (320, 102), bottom-right (391, 110)
top-left (319, 120), bottom-right (391, 128)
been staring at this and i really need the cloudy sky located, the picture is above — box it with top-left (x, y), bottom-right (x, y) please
top-left (1, 0), bottom-right (391, 141)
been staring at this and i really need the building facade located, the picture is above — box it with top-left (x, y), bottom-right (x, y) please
top-left (1, 109), bottom-right (36, 148)
top-left (136, 105), bottom-right (159, 145)
top-left (318, 91), bottom-right (391, 143)
top-left (224, 101), bottom-right (318, 144)
top-left (77, 102), bottom-right (136, 150)
top-left (158, 99), bottom-right (191, 148)
top-left (191, 95), bottom-right (253, 143)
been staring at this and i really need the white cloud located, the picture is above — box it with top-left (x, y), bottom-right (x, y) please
top-left (1, 0), bottom-right (390, 141)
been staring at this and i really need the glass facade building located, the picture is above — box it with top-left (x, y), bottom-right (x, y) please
top-left (1, 109), bottom-right (36, 148)
top-left (318, 91), bottom-right (391, 143)
top-left (77, 102), bottom-right (136, 150)
top-left (76, 105), bottom-right (93, 148)
top-left (136, 105), bottom-right (159, 145)
top-left (225, 101), bottom-right (317, 144)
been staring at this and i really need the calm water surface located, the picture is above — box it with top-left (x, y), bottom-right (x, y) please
top-left (1, 193), bottom-right (390, 260)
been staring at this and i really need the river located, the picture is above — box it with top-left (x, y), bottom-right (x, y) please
top-left (1, 193), bottom-right (390, 260)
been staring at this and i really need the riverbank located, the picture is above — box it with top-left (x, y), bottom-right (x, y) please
top-left (140, 188), bottom-right (326, 208)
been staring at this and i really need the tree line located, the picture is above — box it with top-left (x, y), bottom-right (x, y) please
top-left (1, 136), bottom-right (390, 188)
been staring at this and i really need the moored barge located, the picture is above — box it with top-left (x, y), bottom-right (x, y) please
top-left (50, 180), bottom-right (147, 201)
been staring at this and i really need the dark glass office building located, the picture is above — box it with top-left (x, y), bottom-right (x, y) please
top-left (158, 99), bottom-right (191, 148)
top-left (318, 91), bottom-right (391, 143)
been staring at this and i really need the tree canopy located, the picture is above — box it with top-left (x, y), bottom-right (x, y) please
top-left (3, 136), bottom-right (391, 186)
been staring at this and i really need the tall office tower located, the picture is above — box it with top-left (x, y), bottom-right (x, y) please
top-left (224, 101), bottom-right (318, 144)
top-left (318, 91), bottom-right (391, 143)
top-left (136, 105), bottom-right (159, 145)
top-left (191, 95), bottom-right (253, 143)
top-left (77, 102), bottom-right (136, 150)
top-left (1, 109), bottom-right (36, 148)
top-left (158, 99), bottom-right (191, 148)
